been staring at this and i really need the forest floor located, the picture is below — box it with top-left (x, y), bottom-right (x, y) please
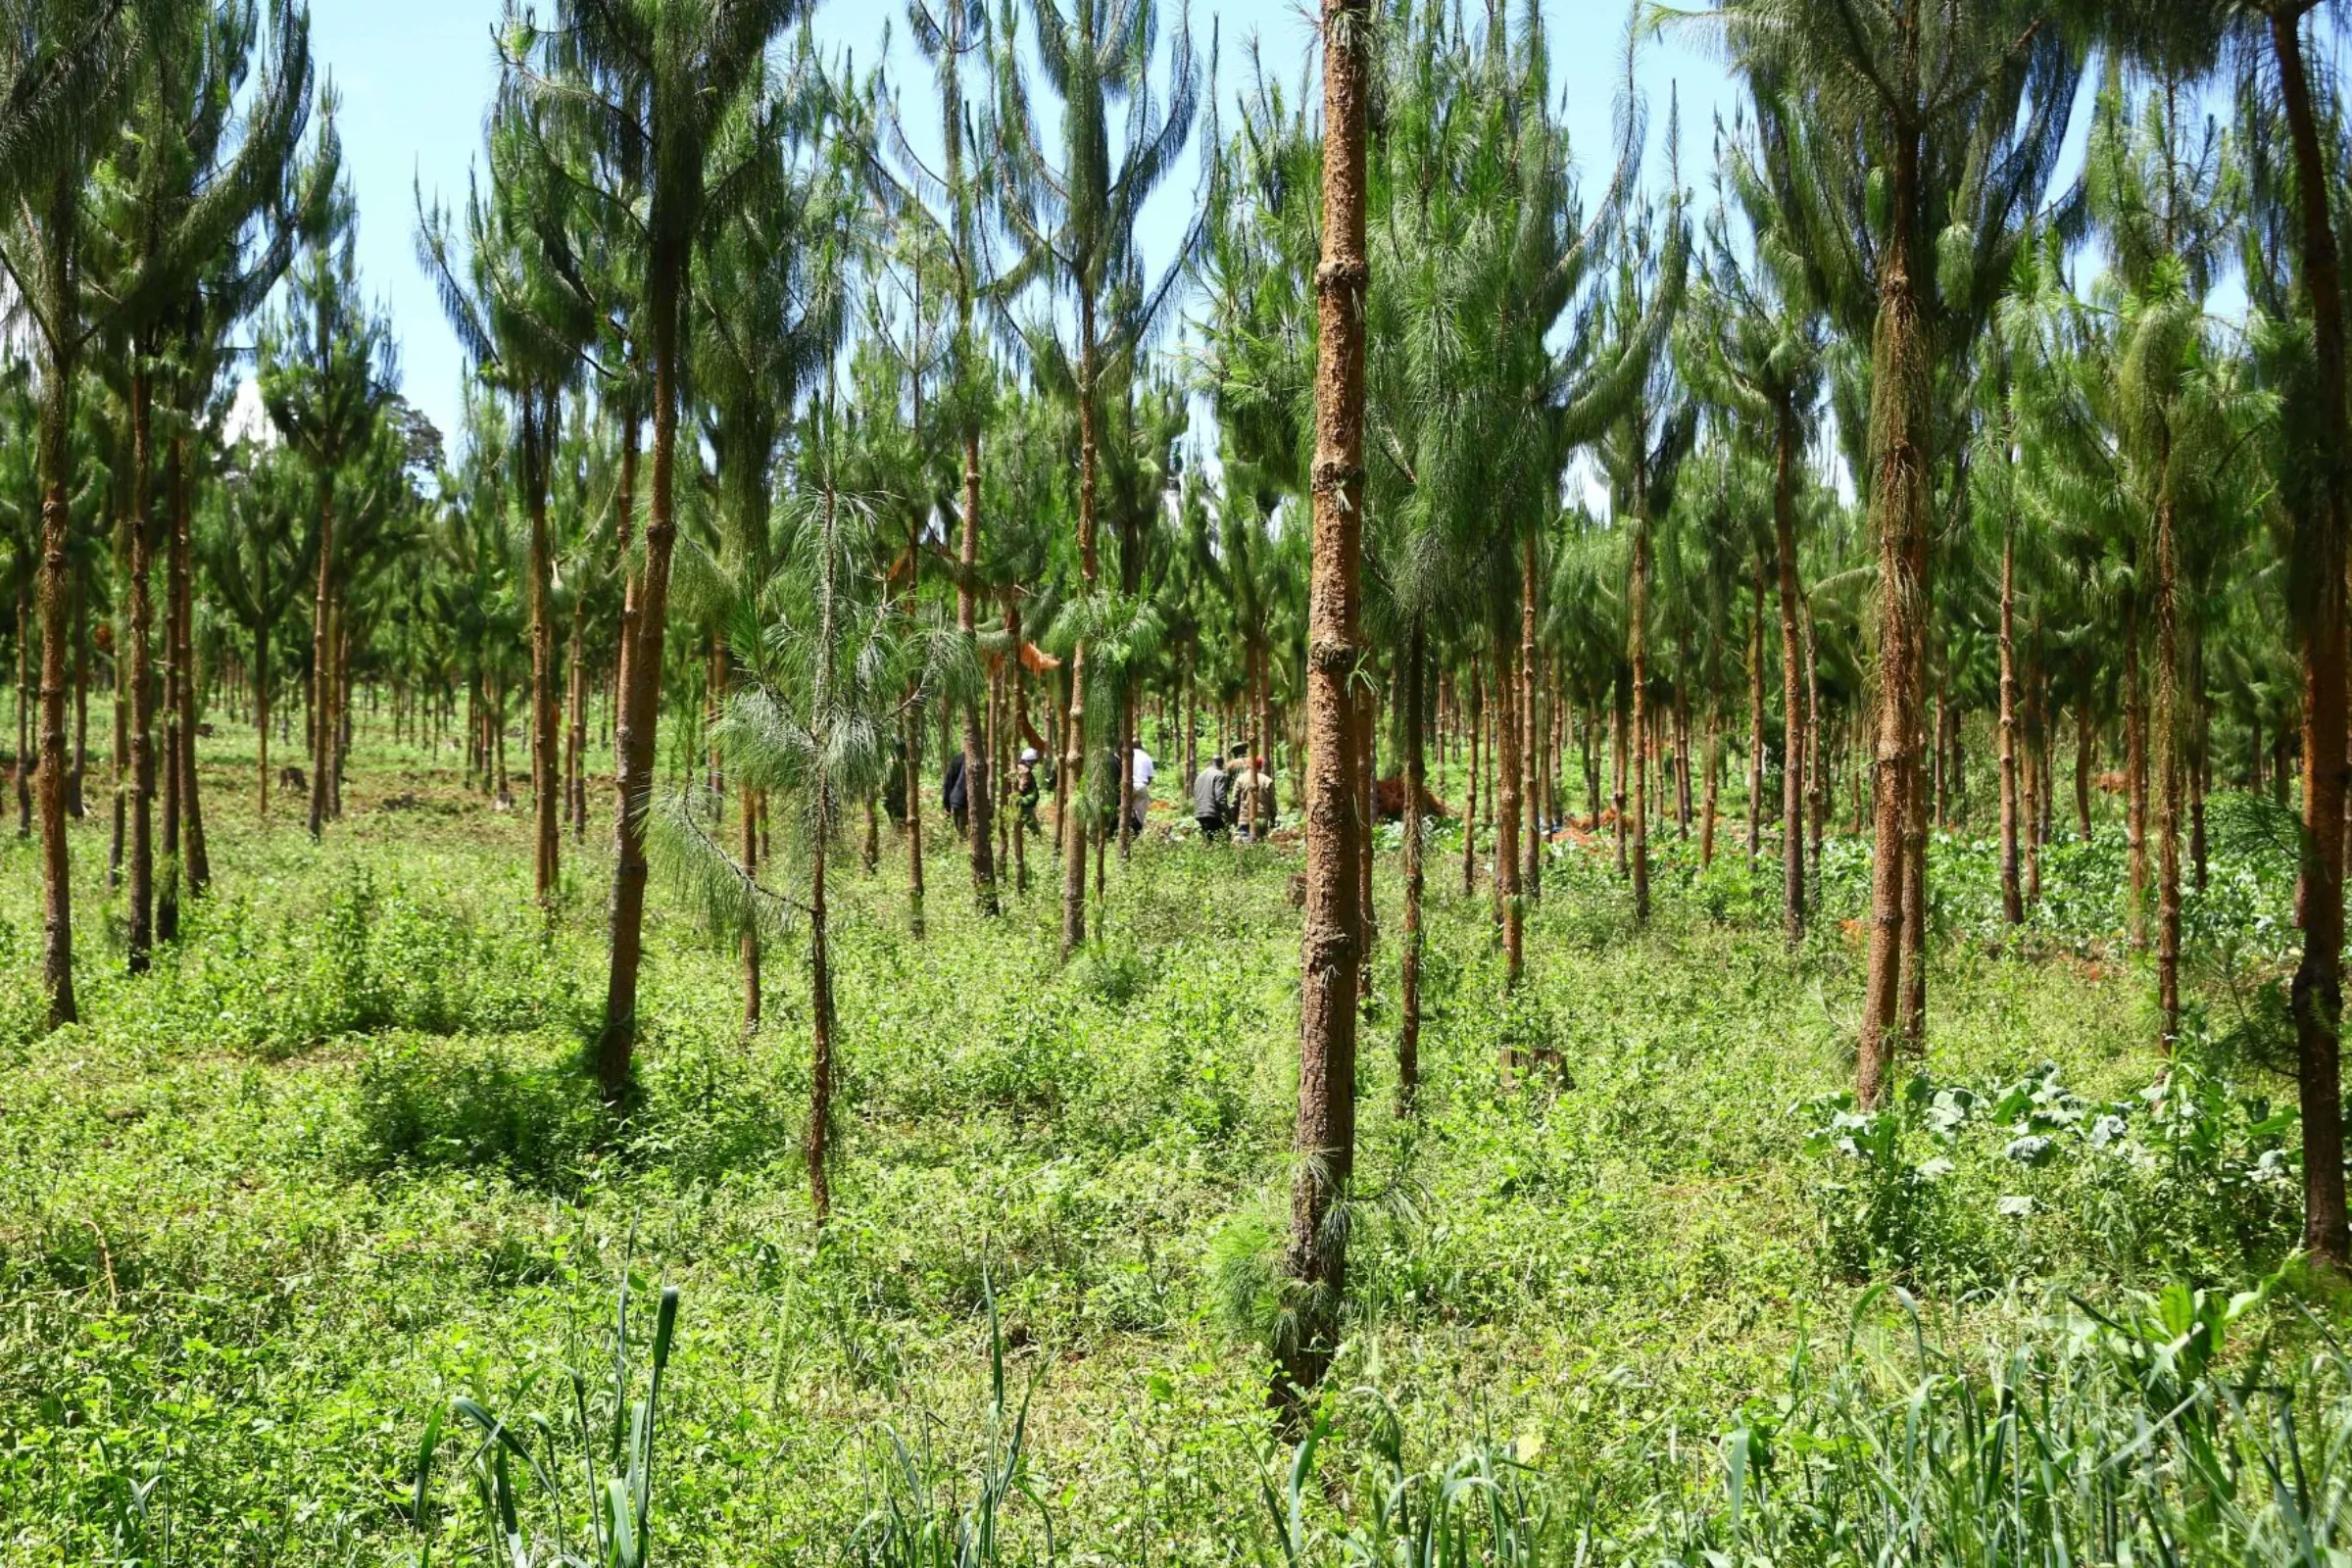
top-left (0, 733), bottom-right (2330, 1562)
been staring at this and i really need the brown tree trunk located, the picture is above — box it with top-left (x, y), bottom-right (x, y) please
top-left (807, 821), bottom-right (834, 1223)
top-left (2275, 6), bottom-right (2351, 1267)
top-left (1398, 619), bottom-right (1424, 1117)
top-left (1283, 0), bottom-right (1368, 1410)
top-left (1773, 405), bottom-right (1806, 945)
top-left (171, 437), bottom-right (207, 904)
top-left (14, 572), bottom-right (29, 840)
top-left (1062, 315), bottom-right (1100, 960)
top-left (34, 278), bottom-right (78, 1027)
top-left (1496, 638), bottom-right (1525, 981)
top-left (2125, 585), bottom-right (2148, 949)
top-left (1631, 523), bottom-right (1653, 924)
top-left (600, 278), bottom-right (686, 1102)
top-left (1462, 660), bottom-right (1480, 898)
top-left (1745, 561), bottom-right (1764, 871)
top-left (68, 565), bottom-right (84, 818)
top-left (1998, 514), bottom-right (2023, 925)
top-left (566, 594), bottom-right (588, 841)
top-left (1855, 109), bottom-right (1930, 1110)
top-left (1700, 708), bottom-right (1719, 868)
top-left (1521, 537), bottom-right (1540, 899)
top-left (255, 622), bottom-right (270, 819)
top-left (958, 430), bottom-right (998, 914)
top-left (127, 366), bottom-right (157, 973)
top-left (525, 397), bottom-right (560, 908)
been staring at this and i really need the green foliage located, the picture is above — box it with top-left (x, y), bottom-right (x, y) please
top-left (0, 732), bottom-right (2323, 1560)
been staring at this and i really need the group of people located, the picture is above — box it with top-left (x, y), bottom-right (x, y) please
top-left (940, 746), bottom-right (1046, 837)
top-left (1191, 746), bottom-right (1277, 841)
top-left (935, 741), bottom-right (1270, 845)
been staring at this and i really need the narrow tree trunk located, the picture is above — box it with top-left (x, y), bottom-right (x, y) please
top-left (1398, 618), bottom-right (1425, 1117)
top-left (525, 397), bottom-right (561, 909)
top-left (1773, 406), bottom-right (1806, 945)
top-left (1631, 523), bottom-right (1653, 924)
top-left (1520, 537), bottom-right (1540, 899)
top-left (127, 367), bottom-right (157, 973)
top-left (1495, 638), bottom-right (1525, 982)
top-left (1283, 0), bottom-right (1368, 1409)
top-left (2076, 691), bottom-right (2095, 843)
top-left (1062, 318), bottom-right (1100, 960)
top-left (1700, 709), bottom-right (1720, 868)
top-left (2125, 587), bottom-right (2148, 949)
top-left (68, 565), bottom-right (84, 819)
top-left (307, 477), bottom-right (334, 842)
top-left (807, 822), bottom-right (833, 1223)
top-left (34, 266), bottom-right (78, 1026)
top-left (256, 622), bottom-right (270, 819)
top-left (2155, 478), bottom-right (2183, 1050)
top-left (172, 438), bottom-right (207, 904)
top-left (1462, 660), bottom-right (1480, 898)
top-left (1998, 514), bottom-right (2023, 925)
top-left (1745, 562), bottom-right (1764, 871)
top-left (958, 429), bottom-right (998, 914)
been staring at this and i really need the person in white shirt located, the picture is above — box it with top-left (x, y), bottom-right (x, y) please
top-left (1129, 746), bottom-right (1155, 834)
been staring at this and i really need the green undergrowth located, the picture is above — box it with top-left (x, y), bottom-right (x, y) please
top-left (0, 738), bottom-right (2331, 1562)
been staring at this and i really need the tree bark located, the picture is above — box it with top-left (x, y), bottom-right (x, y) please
top-left (1398, 618), bottom-right (1424, 1117)
top-left (127, 364), bottom-right (157, 974)
top-left (1495, 638), bottom-right (1525, 982)
top-left (172, 436), bottom-right (207, 904)
top-left (2275, 5), bottom-right (2351, 1267)
top-left (600, 261), bottom-right (686, 1103)
top-left (34, 242), bottom-right (78, 1027)
top-left (1998, 509), bottom-right (2023, 926)
top-left (525, 395), bottom-right (561, 908)
top-left (1283, 0), bottom-right (1368, 1412)
top-left (1631, 516), bottom-right (1653, 924)
top-left (1773, 402), bottom-right (1806, 945)
top-left (1062, 313), bottom-right (1100, 959)
top-left (1855, 105), bottom-right (1930, 1110)
top-left (958, 429), bottom-right (998, 913)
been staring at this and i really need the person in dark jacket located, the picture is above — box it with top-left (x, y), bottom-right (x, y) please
top-left (1191, 752), bottom-right (1231, 840)
top-left (942, 750), bottom-right (969, 836)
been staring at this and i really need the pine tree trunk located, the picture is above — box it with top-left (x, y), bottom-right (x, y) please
top-left (526, 397), bottom-right (561, 908)
top-left (1399, 619), bottom-right (1424, 1117)
top-left (68, 565), bottom-right (84, 819)
top-left (172, 438), bottom-right (207, 904)
top-left (127, 366), bottom-right (157, 973)
top-left (1283, 0), bottom-right (1368, 1410)
top-left (1631, 521), bottom-right (1653, 924)
top-left (2125, 585), bottom-right (2148, 948)
top-left (1773, 405), bottom-right (1806, 944)
top-left (1998, 514), bottom-right (2023, 925)
top-left (1745, 562), bottom-right (1763, 871)
top-left (34, 245), bottom-right (79, 1026)
top-left (1855, 109), bottom-right (1931, 1110)
top-left (1520, 537), bottom-right (1540, 899)
top-left (14, 573), bottom-right (29, 840)
top-left (958, 430), bottom-right (998, 914)
top-left (1062, 316), bottom-right (1100, 960)
top-left (2155, 478), bottom-right (2183, 1049)
top-left (2274, 6), bottom-right (2351, 1266)
top-left (1496, 639), bottom-right (1525, 982)
top-left (256, 622), bottom-right (270, 819)
top-left (1462, 661), bottom-right (1480, 898)
top-left (600, 270), bottom-right (686, 1103)
top-left (807, 819), bottom-right (833, 1223)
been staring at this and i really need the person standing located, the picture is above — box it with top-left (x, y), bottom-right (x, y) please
top-left (1192, 750), bottom-right (1231, 840)
top-left (1130, 744), bottom-right (1156, 835)
top-left (942, 749), bottom-right (969, 836)
top-left (1014, 747), bottom-right (1043, 835)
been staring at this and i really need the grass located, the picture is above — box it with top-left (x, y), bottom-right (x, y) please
top-left (0, 726), bottom-right (2336, 1562)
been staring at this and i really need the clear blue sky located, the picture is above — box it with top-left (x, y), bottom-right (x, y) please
top-left (311, 0), bottom-right (1744, 454)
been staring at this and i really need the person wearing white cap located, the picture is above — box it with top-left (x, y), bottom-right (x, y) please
top-left (1014, 747), bottom-right (1043, 834)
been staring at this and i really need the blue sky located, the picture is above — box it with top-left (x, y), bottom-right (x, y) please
top-left (310, 0), bottom-right (1745, 453)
